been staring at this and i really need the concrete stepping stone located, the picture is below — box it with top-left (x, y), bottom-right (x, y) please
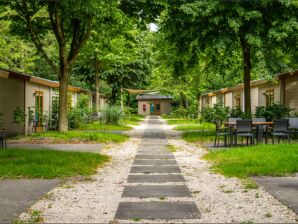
top-left (135, 154), bottom-right (174, 160)
top-left (122, 185), bottom-right (191, 197)
top-left (127, 174), bottom-right (186, 183)
top-left (133, 159), bottom-right (177, 166)
top-left (114, 201), bottom-right (201, 220)
top-left (130, 166), bottom-right (181, 173)
top-left (137, 151), bottom-right (172, 155)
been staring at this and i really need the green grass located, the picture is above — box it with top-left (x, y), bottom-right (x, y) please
top-left (122, 114), bottom-right (144, 125)
top-left (167, 144), bottom-right (179, 152)
top-left (182, 131), bottom-right (215, 143)
top-left (16, 131), bottom-right (129, 143)
top-left (78, 122), bottom-right (132, 131)
top-left (174, 122), bottom-right (215, 131)
top-left (203, 143), bottom-right (298, 178)
top-left (0, 148), bottom-right (109, 178)
top-left (165, 119), bottom-right (198, 125)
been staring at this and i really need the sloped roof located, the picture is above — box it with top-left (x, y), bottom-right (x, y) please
top-left (0, 68), bottom-right (91, 94)
top-left (124, 88), bottom-right (160, 94)
top-left (136, 94), bottom-right (173, 100)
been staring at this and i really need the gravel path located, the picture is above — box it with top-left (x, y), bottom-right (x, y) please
top-left (19, 117), bottom-right (297, 223)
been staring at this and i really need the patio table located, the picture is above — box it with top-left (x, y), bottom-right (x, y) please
top-left (224, 121), bottom-right (273, 146)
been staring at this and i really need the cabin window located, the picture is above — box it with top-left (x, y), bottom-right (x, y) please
top-left (235, 94), bottom-right (241, 108)
top-left (266, 89), bottom-right (274, 107)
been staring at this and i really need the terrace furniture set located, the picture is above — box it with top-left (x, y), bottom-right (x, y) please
top-left (214, 118), bottom-right (298, 147)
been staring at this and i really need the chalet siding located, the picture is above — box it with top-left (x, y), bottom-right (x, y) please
top-left (25, 81), bottom-right (51, 135)
top-left (285, 75), bottom-right (298, 113)
top-left (258, 83), bottom-right (280, 107)
top-left (250, 86), bottom-right (259, 113)
top-left (224, 92), bottom-right (233, 108)
top-left (0, 77), bottom-right (25, 136)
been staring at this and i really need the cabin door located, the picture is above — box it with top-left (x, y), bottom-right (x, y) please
top-left (150, 101), bottom-right (161, 115)
top-left (35, 91), bottom-right (44, 132)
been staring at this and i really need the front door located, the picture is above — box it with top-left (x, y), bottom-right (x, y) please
top-left (150, 101), bottom-right (161, 115)
top-left (35, 91), bottom-right (43, 132)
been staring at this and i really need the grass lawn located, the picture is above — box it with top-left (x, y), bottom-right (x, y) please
top-left (203, 143), bottom-right (298, 178)
top-left (0, 148), bottom-right (109, 179)
top-left (175, 122), bottom-right (215, 131)
top-left (12, 131), bottom-right (129, 144)
top-left (122, 114), bottom-right (144, 125)
top-left (165, 119), bottom-right (198, 125)
top-left (182, 131), bottom-right (215, 143)
top-left (78, 122), bottom-right (132, 131)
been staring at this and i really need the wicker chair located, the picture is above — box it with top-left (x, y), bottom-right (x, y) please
top-left (235, 119), bottom-right (254, 146)
top-left (214, 120), bottom-right (229, 147)
top-left (289, 118), bottom-right (298, 139)
top-left (271, 119), bottom-right (290, 144)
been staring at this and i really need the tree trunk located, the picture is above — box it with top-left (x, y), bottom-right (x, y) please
top-left (95, 60), bottom-right (100, 111)
top-left (58, 67), bottom-right (69, 132)
top-left (240, 36), bottom-right (252, 115)
top-left (120, 87), bottom-right (124, 110)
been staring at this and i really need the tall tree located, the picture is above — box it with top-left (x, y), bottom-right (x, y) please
top-left (5, 0), bottom-right (109, 131)
top-left (161, 0), bottom-right (298, 114)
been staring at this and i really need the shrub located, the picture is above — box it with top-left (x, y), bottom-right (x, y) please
top-left (168, 105), bottom-right (198, 119)
top-left (13, 106), bottom-right (25, 134)
top-left (101, 106), bottom-right (123, 124)
top-left (255, 104), bottom-right (292, 121)
top-left (201, 103), bottom-right (229, 122)
top-left (229, 107), bottom-right (244, 118)
top-left (124, 106), bottom-right (138, 115)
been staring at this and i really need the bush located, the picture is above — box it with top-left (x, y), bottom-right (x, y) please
top-left (201, 103), bottom-right (229, 122)
top-left (229, 107), bottom-right (244, 118)
top-left (68, 95), bottom-right (93, 129)
top-left (167, 105), bottom-right (198, 119)
top-left (101, 106), bottom-right (123, 124)
top-left (13, 106), bottom-right (25, 134)
top-left (124, 106), bottom-right (138, 115)
top-left (255, 104), bottom-right (292, 121)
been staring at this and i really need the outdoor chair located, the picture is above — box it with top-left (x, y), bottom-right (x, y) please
top-left (235, 119), bottom-right (254, 146)
top-left (228, 117), bottom-right (242, 123)
top-left (214, 119), bottom-right (229, 147)
top-left (288, 118), bottom-right (298, 139)
top-left (0, 129), bottom-right (7, 148)
top-left (271, 119), bottom-right (290, 144)
top-left (252, 118), bottom-right (267, 143)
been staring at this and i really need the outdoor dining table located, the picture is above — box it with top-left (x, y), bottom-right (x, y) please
top-left (224, 121), bottom-right (274, 146)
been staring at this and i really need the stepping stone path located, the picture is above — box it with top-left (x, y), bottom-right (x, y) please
top-left (115, 117), bottom-right (201, 221)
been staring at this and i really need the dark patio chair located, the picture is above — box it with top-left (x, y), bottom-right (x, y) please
top-left (235, 119), bottom-right (254, 146)
top-left (228, 117), bottom-right (242, 123)
top-left (0, 129), bottom-right (7, 148)
top-left (271, 119), bottom-right (290, 144)
top-left (288, 118), bottom-right (298, 139)
top-left (214, 120), bottom-right (229, 147)
top-left (252, 118), bottom-right (267, 142)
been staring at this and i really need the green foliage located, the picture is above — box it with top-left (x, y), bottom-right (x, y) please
top-left (101, 106), bottom-right (123, 125)
top-left (167, 106), bottom-right (198, 119)
top-left (201, 103), bottom-right (229, 122)
top-left (203, 143), bottom-right (298, 178)
top-left (0, 148), bottom-right (109, 178)
top-left (0, 112), bottom-right (4, 128)
top-left (78, 122), bottom-right (132, 131)
top-left (68, 95), bottom-right (93, 129)
top-left (12, 106), bottom-right (25, 133)
top-left (49, 94), bottom-right (59, 130)
top-left (255, 104), bottom-right (292, 121)
top-left (229, 107), bottom-right (244, 118)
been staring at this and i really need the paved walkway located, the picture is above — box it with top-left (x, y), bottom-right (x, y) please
top-left (114, 116), bottom-right (200, 220)
top-left (253, 176), bottom-right (298, 214)
top-left (0, 179), bottom-right (60, 223)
